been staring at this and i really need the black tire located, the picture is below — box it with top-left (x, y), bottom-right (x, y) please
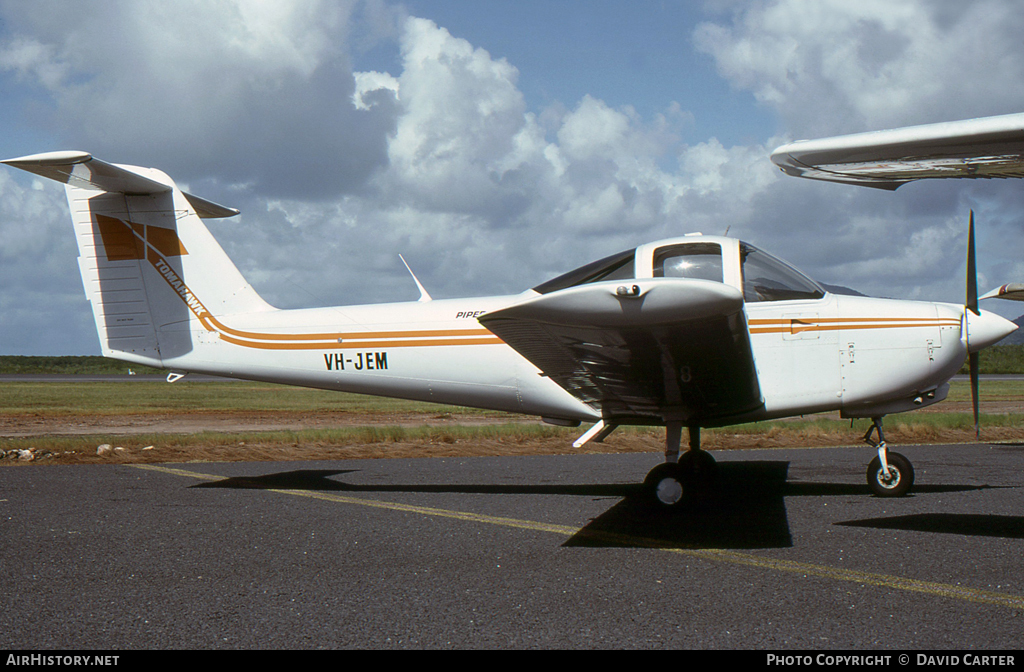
top-left (866, 452), bottom-right (915, 497)
top-left (644, 463), bottom-right (687, 507)
top-left (678, 450), bottom-right (718, 486)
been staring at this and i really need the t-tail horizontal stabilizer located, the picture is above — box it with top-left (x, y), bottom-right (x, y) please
top-left (1, 151), bottom-right (239, 219)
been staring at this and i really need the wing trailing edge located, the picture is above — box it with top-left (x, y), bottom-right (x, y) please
top-left (771, 112), bottom-right (1024, 189)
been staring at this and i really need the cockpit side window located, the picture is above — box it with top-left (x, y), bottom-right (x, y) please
top-left (653, 243), bottom-right (723, 283)
top-left (533, 248), bottom-right (636, 294)
top-left (740, 243), bottom-right (825, 302)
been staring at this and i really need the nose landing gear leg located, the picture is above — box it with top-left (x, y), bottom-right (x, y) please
top-left (863, 416), bottom-right (915, 497)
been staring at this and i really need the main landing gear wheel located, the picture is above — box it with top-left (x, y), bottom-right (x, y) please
top-left (643, 452), bottom-right (717, 507)
top-left (644, 423), bottom-right (717, 507)
top-left (866, 452), bottom-right (914, 498)
top-left (678, 448), bottom-right (718, 484)
top-left (644, 463), bottom-right (687, 507)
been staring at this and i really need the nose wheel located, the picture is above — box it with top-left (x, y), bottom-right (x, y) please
top-left (863, 417), bottom-right (914, 497)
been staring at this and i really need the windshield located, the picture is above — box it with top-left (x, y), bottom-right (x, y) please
top-left (740, 243), bottom-right (825, 302)
top-left (533, 248), bottom-right (636, 294)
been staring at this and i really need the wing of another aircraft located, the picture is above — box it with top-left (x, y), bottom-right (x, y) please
top-left (771, 112), bottom-right (1024, 189)
top-left (479, 278), bottom-right (763, 425)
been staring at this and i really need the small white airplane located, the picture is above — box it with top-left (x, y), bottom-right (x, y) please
top-left (5, 112), bottom-right (1024, 506)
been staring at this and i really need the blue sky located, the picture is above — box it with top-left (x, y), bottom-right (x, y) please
top-left (2, 0), bottom-right (1024, 355)
top-left (365, 1), bottom-right (777, 144)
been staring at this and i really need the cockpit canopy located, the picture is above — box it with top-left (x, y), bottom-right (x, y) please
top-left (533, 235), bottom-right (825, 303)
top-left (533, 248), bottom-right (636, 294)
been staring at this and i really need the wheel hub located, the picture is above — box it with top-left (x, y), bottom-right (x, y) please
top-left (655, 477), bottom-right (684, 505)
top-left (877, 466), bottom-right (900, 488)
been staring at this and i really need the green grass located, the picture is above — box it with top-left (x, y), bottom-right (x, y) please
top-left (945, 381), bottom-right (1024, 405)
top-left (3, 379), bottom-right (1022, 418)
top-left (7, 411), bottom-right (1022, 458)
top-left (0, 380), bottom-right (502, 417)
top-left (0, 355), bottom-right (166, 375)
top-left (4, 378), bottom-right (1019, 417)
top-left (714, 411), bottom-right (1024, 436)
top-left (1, 423), bottom-right (577, 454)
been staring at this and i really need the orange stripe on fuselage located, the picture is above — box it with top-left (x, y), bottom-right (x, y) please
top-left (204, 312), bottom-right (496, 342)
top-left (747, 316), bottom-right (960, 335)
top-left (218, 334), bottom-right (504, 350)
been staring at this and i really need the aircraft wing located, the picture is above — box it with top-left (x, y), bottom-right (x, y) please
top-left (770, 112), bottom-right (1024, 189)
top-left (479, 278), bottom-right (763, 425)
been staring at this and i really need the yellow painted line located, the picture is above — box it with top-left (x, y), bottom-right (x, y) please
top-left (130, 464), bottom-right (1024, 610)
top-left (678, 550), bottom-right (1024, 610)
top-left (132, 464), bottom-right (576, 534)
top-left (279, 488), bottom-right (579, 536)
top-left (133, 464), bottom-right (224, 481)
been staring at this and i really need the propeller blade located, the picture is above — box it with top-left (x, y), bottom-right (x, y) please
top-left (967, 210), bottom-right (980, 438)
top-left (970, 351), bottom-right (980, 439)
top-left (967, 210), bottom-right (979, 315)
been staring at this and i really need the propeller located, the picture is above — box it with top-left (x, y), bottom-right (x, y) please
top-left (961, 210), bottom-right (1020, 438)
top-left (966, 210), bottom-right (980, 438)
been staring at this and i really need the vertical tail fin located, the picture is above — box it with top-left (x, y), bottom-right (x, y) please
top-left (3, 152), bottom-right (272, 367)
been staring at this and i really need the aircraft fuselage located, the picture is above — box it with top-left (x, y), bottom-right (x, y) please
top-left (157, 288), bottom-right (989, 429)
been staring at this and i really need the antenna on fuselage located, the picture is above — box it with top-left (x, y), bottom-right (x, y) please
top-left (399, 254), bottom-right (432, 302)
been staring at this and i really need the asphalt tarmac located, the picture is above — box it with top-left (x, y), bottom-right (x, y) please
top-left (1, 444), bottom-right (1022, 650)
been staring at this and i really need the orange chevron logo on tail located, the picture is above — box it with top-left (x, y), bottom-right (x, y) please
top-left (95, 214), bottom-right (188, 261)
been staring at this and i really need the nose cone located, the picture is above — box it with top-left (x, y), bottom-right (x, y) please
top-left (965, 309), bottom-right (1018, 353)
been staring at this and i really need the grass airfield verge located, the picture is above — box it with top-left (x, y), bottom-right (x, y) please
top-left (3, 379), bottom-right (1024, 465)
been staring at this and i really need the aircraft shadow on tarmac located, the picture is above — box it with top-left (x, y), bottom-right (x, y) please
top-left (193, 469), bottom-right (634, 498)
top-left (565, 461), bottom-right (794, 550)
top-left (192, 463), bottom-right (1004, 550)
top-left (835, 514), bottom-right (1024, 539)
